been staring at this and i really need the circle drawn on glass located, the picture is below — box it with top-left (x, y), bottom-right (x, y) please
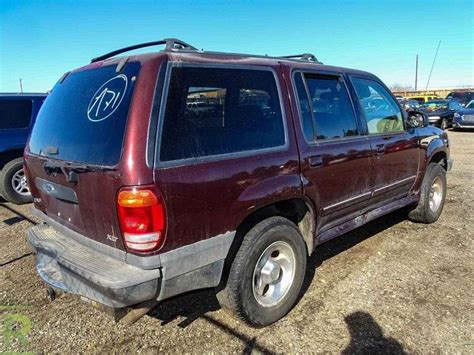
top-left (87, 74), bottom-right (128, 122)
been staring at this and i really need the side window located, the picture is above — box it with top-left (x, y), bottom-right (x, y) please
top-left (185, 87), bottom-right (226, 128)
top-left (294, 73), bottom-right (314, 141)
top-left (304, 74), bottom-right (359, 140)
top-left (160, 67), bottom-right (285, 162)
top-left (0, 99), bottom-right (33, 129)
top-left (352, 78), bottom-right (404, 134)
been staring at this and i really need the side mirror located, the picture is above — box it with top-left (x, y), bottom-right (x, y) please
top-left (406, 110), bottom-right (428, 128)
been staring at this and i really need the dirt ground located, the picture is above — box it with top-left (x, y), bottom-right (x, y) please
top-left (1, 130), bottom-right (473, 354)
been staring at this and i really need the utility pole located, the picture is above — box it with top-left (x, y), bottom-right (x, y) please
top-left (415, 54), bottom-right (418, 91)
top-left (19, 78), bottom-right (23, 93)
top-left (425, 40), bottom-right (441, 92)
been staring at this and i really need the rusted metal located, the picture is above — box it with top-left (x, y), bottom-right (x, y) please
top-left (119, 300), bottom-right (159, 325)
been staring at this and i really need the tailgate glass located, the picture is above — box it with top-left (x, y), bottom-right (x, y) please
top-left (29, 62), bottom-right (140, 166)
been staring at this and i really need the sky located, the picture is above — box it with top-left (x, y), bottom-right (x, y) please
top-left (0, 0), bottom-right (473, 93)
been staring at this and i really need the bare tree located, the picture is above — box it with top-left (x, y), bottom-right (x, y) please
top-left (389, 83), bottom-right (414, 92)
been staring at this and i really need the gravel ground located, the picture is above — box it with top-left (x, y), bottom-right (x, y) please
top-left (1, 130), bottom-right (473, 354)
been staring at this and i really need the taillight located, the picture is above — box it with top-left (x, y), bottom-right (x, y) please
top-left (117, 188), bottom-right (166, 252)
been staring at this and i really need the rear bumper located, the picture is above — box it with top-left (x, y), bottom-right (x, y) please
top-left (28, 224), bottom-right (161, 308)
top-left (28, 211), bottom-right (235, 309)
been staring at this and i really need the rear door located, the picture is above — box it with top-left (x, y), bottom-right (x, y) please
top-left (291, 70), bottom-right (372, 235)
top-left (349, 77), bottom-right (419, 204)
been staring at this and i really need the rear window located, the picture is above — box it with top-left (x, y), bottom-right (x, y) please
top-left (0, 99), bottom-right (32, 129)
top-left (159, 67), bottom-right (285, 162)
top-left (29, 62), bottom-right (140, 166)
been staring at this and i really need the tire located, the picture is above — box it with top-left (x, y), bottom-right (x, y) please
top-left (408, 163), bottom-right (447, 223)
top-left (217, 216), bottom-right (307, 327)
top-left (0, 157), bottom-right (32, 204)
top-left (440, 118), bottom-right (448, 130)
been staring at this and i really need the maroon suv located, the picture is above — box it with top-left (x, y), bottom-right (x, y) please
top-left (25, 39), bottom-right (452, 326)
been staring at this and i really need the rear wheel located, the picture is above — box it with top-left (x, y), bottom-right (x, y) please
top-left (408, 163), bottom-right (447, 223)
top-left (0, 158), bottom-right (32, 204)
top-left (217, 217), bottom-right (307, 327)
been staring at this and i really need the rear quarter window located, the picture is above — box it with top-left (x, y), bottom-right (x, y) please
top-left (0, 99), bottom-right (32, 129)
top-left (159, 66), bottom-right (286, 162)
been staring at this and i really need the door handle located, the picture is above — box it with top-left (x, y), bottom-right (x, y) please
top-left (308, 155), bottom-right (323, 167)
top-left (376, 144), bottom-right (385, 155)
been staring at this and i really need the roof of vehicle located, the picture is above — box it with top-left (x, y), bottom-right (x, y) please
top-left (76, 38), bottom-right (377, 79)
top-left (424, 99), bottom-right (449, 104)
top-left (447, 91), bottom-right (474, 95)
top-left (0, 93), bottom-right (48, 97)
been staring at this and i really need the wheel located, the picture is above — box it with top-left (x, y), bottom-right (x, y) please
top-left (0, 157), bottom-right (32, 204)
top-left (440, 118), bottom-right (448, 130)
top-left (408, 163), bottom-right (447, 223)
top-left (217, 217), bottom-right (307, 327)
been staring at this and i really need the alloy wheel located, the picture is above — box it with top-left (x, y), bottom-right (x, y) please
top-left (11, 168), bottom-right (30, 196)
top-left (252, 241), bottom-right (296, 307)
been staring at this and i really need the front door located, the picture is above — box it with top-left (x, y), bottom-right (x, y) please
top-left (350, 77), bottom-right (420, 203)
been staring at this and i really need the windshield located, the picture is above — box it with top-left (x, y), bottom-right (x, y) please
top-left (29, 62), bottom-right (140, 166)
top-left (422, 101), bottom-right (448, 111)
top-left (466, 100), bottom-right (474, 109)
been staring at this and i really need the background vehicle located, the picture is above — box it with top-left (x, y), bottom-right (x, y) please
top-left (422, 99), bottom-right (463, 129)
top-left (453, 100), bottom-right (474, 130)
top-left (25, 39), bottom-right (451, 327)
top-left (399, 99), bottom-right (422, 112)
top-left (0, 93), bottom-right (46, 204)
top-left (407, 94), bottom-right (439, 104)
top-left (446, 91), bottom-right (474, 106)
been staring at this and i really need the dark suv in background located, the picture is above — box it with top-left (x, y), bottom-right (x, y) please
top-left (25, 39), bottom-right (451, 327)
top-left (446, 91), bottom-right (474, 106)
top-left (422, 99), bottom-right (463, 129)
top-left (0, 93), bottom-right (46, 204)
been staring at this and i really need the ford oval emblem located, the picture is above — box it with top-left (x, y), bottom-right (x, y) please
top-left (44, 183), bottom-right (55, 193)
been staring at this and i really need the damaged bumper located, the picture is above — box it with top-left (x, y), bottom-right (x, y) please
top-left (28, 210), bottom-right (235, 309)
top-left (28, 223), bottom-right (161, 308)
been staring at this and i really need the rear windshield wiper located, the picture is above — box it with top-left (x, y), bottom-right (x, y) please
top-left (43, 161), bottom-right (116, 183)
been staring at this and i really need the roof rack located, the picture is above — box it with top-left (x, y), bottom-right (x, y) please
top-left (279, 53), bottom-right (321, 63)
top-left (90, 38), bottom-right (323, 65)
top-left (90, 38), bottom-right (197, 63)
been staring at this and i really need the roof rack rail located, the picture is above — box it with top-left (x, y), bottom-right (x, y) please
top-left (279, 53), bottom-right (321, 64)
top-left (90, 38), bottom-right (197, 63)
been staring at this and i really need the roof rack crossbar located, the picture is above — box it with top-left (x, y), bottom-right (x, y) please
top-left (279, 53), bottom-right (321, 63)
top-left (90, 38), bottom-right (197, 63)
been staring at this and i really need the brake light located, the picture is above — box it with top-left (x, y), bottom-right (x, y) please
top-left (117, 188), bottom-right (166, 252)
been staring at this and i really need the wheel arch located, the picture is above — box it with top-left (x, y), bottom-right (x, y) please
top-left (428, 150), bottom-right (448, 170)
top-left (237, 197), bottom-right (316, 254)
top-left (218, 197), bottom-right (316, 291)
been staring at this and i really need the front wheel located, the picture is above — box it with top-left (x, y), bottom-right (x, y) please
top-left (217, 217), bottom-right (307, 327)
top-left (0, 158), bottom-right (32, 204)
top-left (440, 118), bottom-right (448, 130)
top-left (408, 163), bottom-right (447, 223)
